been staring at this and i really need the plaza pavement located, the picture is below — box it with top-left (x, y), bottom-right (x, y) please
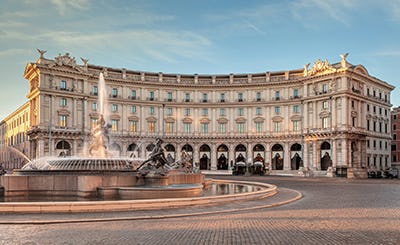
top-left (0, 176), bottom-right (399, 244)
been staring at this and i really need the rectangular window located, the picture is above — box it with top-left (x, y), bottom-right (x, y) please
top-left (60, 80), bottom-right (67, 90)
top-left (293, 121), bottom-right (300, 132)
top-left (220, 93), bottom-right (225, 102)
top-left (129, 121), bottom-right (138, 132)
top-left (59, 115), bottom-right (67, 127)
top-left (256, 92), bottom-right (261, 101)
top-left (112, 88), bottom-right (118, 98)
top-left (185, 93), bottom-right (190, 102)
top-left (220, 108), bottom-right (226, 116)
top-left (201, 123), bottom-right (209, 133)
top-left (167, 107), bottom-right (173, 116)
top-left (256, 122), bottom-right (263, 133)
top-left (367, 104), bottom-right (370, 111)
top-left (167, 92), bottom-right (173, 102)
top-left (131, 105), bottom-right (137, 113)
top-left (256, 107), bottom-right (262, 115)
top-left (275, 91), bottom-right (280, 100)
top-left (131, 90), bottom-right (136, 99)
top-left (148, 122), bottom-right (155, 133)
top-left (112, 104), bottom-right (118, 112)
top-left (274, 121), bottom-right (281, 132)
top-left (237, 122), bottom-right (245, 133)
top-left (238, 93), bottom-right (243, 102)
top-left (293, 105), bottom-right (299, 113)
top-left (202, 93), bottom-right (208, 102)
top-left (149, 107), bottom-right (155, 115)
top-left (219, 123), bottom-right (226, 133)
top-left (275, 106), bottom-right (280, 114)
top-left (60, 98), bottom-right (67, 107)
top-left (202, 108), bottom-right (208, 116)
top-left (293, 89), bottom-right (299, 98)
top-left (322, 101), bottom-right (329, 109)
top-left (322, 117), bottom-right (329, 129)
top-left (111, 119), bottom-right (119, 131)
top-left (367, 120), bottom-right (370, 130)
top-left (184, 108), bottom-right (191, 116)
top-left (238, 108), bottom-right (244, 116)
top-left (322, 84), bottom-right (328, 93)
top-left (92, 85), bottom-right (98, 95)
top-left (91, 118), bottom-right (98, 129)
top-left (184, 123), bottom-right (191, 133)
top-left (352, 117), bottom-right (356, 127)
top-left (166, 122), bottom-right (174, 133)
top-left (149, 91), bottom-right (155, 101)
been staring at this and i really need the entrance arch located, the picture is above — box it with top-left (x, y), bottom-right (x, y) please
top-left (56, 140), bottom-right (71, 157)
top-left (320, 141), bottom-right (332, 170)
top-left (199, 144), bottom-right (211, 170)
top-left (109, 143), bottom-right (121, 157)
top-left (217, 144), bottom-right (229, 170)
top-left (181, 144), bottom-right (193, 158)
top-left (235, 144), bottom-right (247, 165)
top-left (271, 144), bottom-right (284, 170)
top-left (290, 143), bottom-right (302, 170)
top-left (127, 143), bottom-right (140, 158)
top-left (253, 144), bottom-right (265, 164)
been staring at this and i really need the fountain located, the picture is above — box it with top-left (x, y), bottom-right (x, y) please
top-left (0, 73), bottom-right (280, 212)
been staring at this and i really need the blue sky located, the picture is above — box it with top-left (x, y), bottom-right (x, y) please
top-left (1, 0), bottom-right (400, 120)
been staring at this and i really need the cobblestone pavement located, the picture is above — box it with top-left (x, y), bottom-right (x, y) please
top-left (1, 176), bottom-right (399, 245)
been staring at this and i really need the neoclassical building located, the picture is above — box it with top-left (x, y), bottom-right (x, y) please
top-left (1, 51), bottom-right (395, 177)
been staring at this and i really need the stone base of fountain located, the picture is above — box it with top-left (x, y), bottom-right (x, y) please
top-left (0, 170), bottom-right (204, 199)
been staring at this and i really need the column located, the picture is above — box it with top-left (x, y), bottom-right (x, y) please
top-left (332, 140), bottom-right (337, 168)
top-left (229, 144), bottom-right (235, 167)
top-left (342, 139), bottom-right (348, 167)
top-left (210, 144), bottom-right (217, 170)
top-left (303, 141), bottom-right (309, 168)
top-left (265, 142), bottom-right (271, 170)
top-left (193, 144), bottom-right (200, 168)
top-left (284, 142), bottom-right (290, 170)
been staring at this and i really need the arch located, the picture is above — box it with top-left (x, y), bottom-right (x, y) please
top-left (321, 141), bottom-right (331, 150)
top-left (271, 144), bottom-right (284, 170)
top-left (253, 144), bottom-right (265, 151)
top-left (291, 153), bottom-right (302, 170)
top-left (290, 143), bottom-right (301, 151)
top-left (56, 140), bottom-right (71, 150)
top-left (127, 143), bottom-right (137, 151)
top-left (164, 144), bottom-right (176, 163)
top-left (109, 142), bottom-right (121, 157)
top-left (217, 144), bottom-right (228, 152)
top-left (127, 143), bottom-right (140, 158)
top-left (217, 144), bottom-right (230, 169)
top-left (321, 152), bottom-right (332, 170)
top-left (199, 144), bottom-right (211, 170)
top-left (181, 144), bottom-right (193, 152)
top-left (164, 144), bottom-right (175, 152)
top-left (146, 143), bottom-right (155, 152)
top-left (235, 144), bottom-right (247, 152)
top-left (199, 144), bottom-right (211, 152)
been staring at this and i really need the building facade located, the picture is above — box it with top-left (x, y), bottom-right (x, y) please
top-left (391, 107), bottom-right (400, 168)
top-left (1, 51), bottom-right (394, 177)
top-left (0, 102), bottom-right (30, 170)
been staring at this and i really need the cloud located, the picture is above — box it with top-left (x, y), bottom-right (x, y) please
top-left (0, 48), bottom-right (28, 57)
top-left (50, 0), bottom-right (90, 15)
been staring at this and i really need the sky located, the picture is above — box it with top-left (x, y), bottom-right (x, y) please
top-left (0, 0), bottom-right (400, 120)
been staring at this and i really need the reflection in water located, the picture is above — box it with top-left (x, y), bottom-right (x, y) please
top-left (0, 183), bottom-right (266, 202)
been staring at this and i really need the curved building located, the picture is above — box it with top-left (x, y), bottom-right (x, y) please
top-left (17, 51), bottom-right (394, 177)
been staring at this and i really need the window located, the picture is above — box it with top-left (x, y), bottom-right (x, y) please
top-left (379, 122), bottom-right (382, 132)
top-left (367, 140), bottom-right (370, 148)
top-left (185, 93), bottom-right (190, 102)
top-left (184, 123), bottom-right (191, 133)
top-left (293, 89), bottom-right (299, 98)
top-left (149, 106), bottom-right (155, 115)
top-left (219, 123), bottom-right (226, 133)
top-left (352, 117), bottom-right (356, 127)
top-left (167, 92), bottom-right (173, 102)
top-left (237, 122), bottom-right (245, 133)
top-left (238, 108), bottom-right (244, 116)
top-left (131, 90), bottom-right (136, 99)
top-left (149, 91), bottom-right (155, 101)
top-left (394, 134), bottom-right (397, 140)
top-left (238, 93), bottom-right (243, 102)
top-left (184, 108), bottom-right (191, 116)
top-left (202, 93), bottom-right (208, 102)
top-left (351, 100), bottom-right (355, 108)
top-left (293, 121), bottom-right (300, 132)
top-left (131, 105), bottom-right (137, 113)
top-left (220, 93), bottom-right (225, 102)
top-left (256, 107), bottom-right (262, 115)
top-left (394, 125), bottom-right (397, 130)
top-left (202, 108), bottom-right (208, 116)
top-left (148, 122), bottom-right (155, 133)
top-left (367, 88), bottom-right (370, 96)
top-left (274, 121), bottom-right (281, 132)
top-left (256, 92), bottom-right (261, 101)
top-left (112, 88), bottom-right (118, 98)
top-left (60, 80), bottom-right (67, 90)
top-left (111, 119), bottom-right (119, 131)
top-left (59, 115), bottom-right (67, 127)
top-left (255, 122), bottom-right (263, 133)
top-left (367, 120), bottom-right (370, 130)
top-left (201, 123), bottom-right (209, 133)
top-left (167, 107), bottom-right (173, 116)
top-left (379, 108), bottom-right (382, 115)
top-left (392, 144), bottom-right (397, 151)
top-left (129, 120), bottom-right (138, 132)
top-left (92, 85), bottom-right (98, 95)
top-left (322, 117), bottom-right (329, 129)
top-left (385, 124), bottom-right (388, 133)
top-left (322, 101), bottom-right (329, 109)
top-left (220, 108), bottom-right (226, 116)
top-left (373, 106), bottom-right (376, 113)
top-left (373, 121), bottom-right (376, 131)
top-left (275, 91), bottom-right (280, 100)
top-left (166, 122), bottom-right (174, 133)
top-left (92, 102), bottom-right (97, 111)
top-left (275, 106), bottom-right (280, 114)
top-left (112, 104), bottom-right (118, 112)
top-left (293, 105), bottom-right (299, 113)
top-left (367, 104), bottom-right (370, 111)
top-left (60, 98), bottom-right (67, 107)
top-left (322, 84), bottom-right (328, 93)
